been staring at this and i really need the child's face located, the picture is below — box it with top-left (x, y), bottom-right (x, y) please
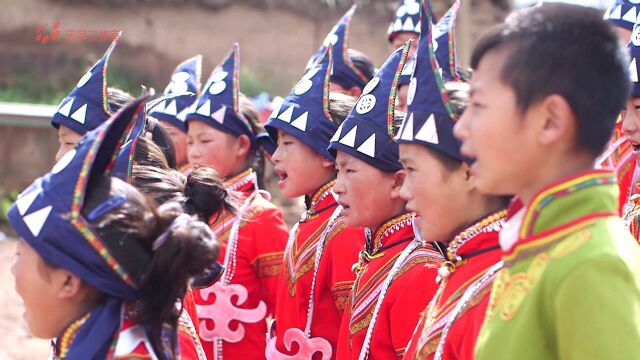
top-left (622, 98), bottom-right (640, 164)
top-left (396, 84), bottom-right (409, 113)
top-left (334, 152), bottom-right (404, 229)
top-left (399, 143), bottom-right (469, 241)
top-left (11, 241), bottom-right (67, 339)
top-left (55, 125), bottom-right (82, 162)
top-left (271, 130), bottom-right (334, 198)
top-left (187, 121), bottom-right (246, 178)
top-left (159, 121), bottom-right (188, 167)
top-left (454, 49), bottom-right (536, 197)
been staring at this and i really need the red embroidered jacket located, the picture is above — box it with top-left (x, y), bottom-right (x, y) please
top-left (193, 169), bottom-right (289, 360)
top-left (403, 210), bottom-right (506, 360)
top-left (336, 213), bottom-right (442, 359)
top-left (269, 181), bottom-right (364, 359)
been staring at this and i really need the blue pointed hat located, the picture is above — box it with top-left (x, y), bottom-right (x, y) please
top-left (51, 32), bottom-right (121, 135)
top-left (8, 95), bottom-right (150, 299)
top-left (112, 108), bottom-right (147, 183)
top-left (328, 41), bottom-right (412, 172)
top-left (605, 0), bottom-right (640, 31)
top-left (149, 55), bottom-right (202, 133)
top-left (628, 23), bottom-right (640, 97)
top-left (396, 0), bottom-right (471, 164)
top-left (387, 0), bottom-right (423, 42)
top-left (186, 43), bottom-right (256, 146)
top-left (307, 5), bottom-right (368, 91)
top-left (433, 0), bottom-right (460, 81)
top-left (265, 46), bottom-right (336, 160)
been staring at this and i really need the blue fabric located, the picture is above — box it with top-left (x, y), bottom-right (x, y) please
top-left (306, 5), bottom-right (368, 91)
top-left (432, 0), bottom-right (461, 81)
top-left (185, 43), bottom-right (256, 146)
top-left (112, 108), bottom-right (147, 182)
top-left (149, 55), bottom-right (202, 133)
top-left (395, 0), bottom-right (472, 164)
top-left (387, 0), bottom-right (423, 41)
top-left (605, 0), bottom-right (640, 31)
top-left (328, 43), bottom-right (412, 172)
top-left (51, 33), bottom-right (121, 135)
top-left (629, 24), bottom-right (640, 98)
top-left (265, 46), bottom-right (337, 160)
top-left (8, 96), bottom-right (149, 359)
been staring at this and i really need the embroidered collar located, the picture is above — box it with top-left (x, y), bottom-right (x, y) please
top-left (55, 312), bottom-right (91, 358)
top-left (518, 169), bottom-right (617, 240)
top-left (301, 179), bottom-right (336, 222)
top-left (225, 168), bottom-right (256, 194)
top-left (434, 209), bottom-right (506, 283)
top-left (352, 212), bottom-right (414, 275)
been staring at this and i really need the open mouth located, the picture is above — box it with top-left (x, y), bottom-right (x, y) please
top-left (633, 143), bottom-right (640, 152)
top-left (274, 168), bottom-right (288, 186)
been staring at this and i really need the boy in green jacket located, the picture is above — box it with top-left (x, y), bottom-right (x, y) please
top-left (454, 4), bottom-right (640, 359)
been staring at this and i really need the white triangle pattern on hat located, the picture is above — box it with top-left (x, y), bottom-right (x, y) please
top-left (164, 100), bottom-right (178, 116)
top-left (291, 112), bottom-right (308, 131)
top-left (278, 105), bottom-right (294, 123)
top-left (196, 100), bottom-right (211, 117)
top-left (176, 106), bottom-right (191, 122)
top-left (400, 113), bottom-right (415, 141)
top-left (414, 20), bottom-right (421, 33)
top-left (630, 58), bottom-right (639, 83)
top-left (71, 104), bottom-right (88, 124)
top-left (23, 205), bottom-right (53, 238)
top-left (331, 123), bottom-right (344, 143)
top-left (394, 18), bottom-right (403, 32)
top-left (16, 187), bottom-right (41, 216)
top-left (608, 5), bottom-right (622, 19)
top-left (154, 100), bottom-right (167, 114)
top-left (623, 7), bottom-right (638, 23)
top-left (58, 98), bottom-right (74, 117)
top-left (212, 105), bottom-right (226, 124)
top-left (269, 98), bottom-right (284, 120)
top-left (339, 125), bottom-right (358, 148)
top-left (357, 133), bottom-right (376, 157)
top-left (415, 114), bottom-right (439, 144)
top-left (402, 17), bottom-right (415, 32)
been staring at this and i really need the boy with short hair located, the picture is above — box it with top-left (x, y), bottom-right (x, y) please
top-left (329, 41), bottom-right (443, 359)
top-left (453, 4), bottom-right (640, 359)
top-left (264, 46), bottom-right (364, 359)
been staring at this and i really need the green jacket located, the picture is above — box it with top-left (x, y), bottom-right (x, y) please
top-left (475, 170), bottom-right (640, 360)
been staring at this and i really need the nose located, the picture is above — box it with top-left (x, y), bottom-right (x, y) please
top-left (333, 171), bottom-right (345, 196)
top-left (271, 144), bottom-right (282, 163)
top-left (55, 145), bottom-right (66, 162)
top-left (453, 110), bottom-right (470, 141)
top-left (398, 176), bottom-right (412, 202)
top-left (622, 106), bottom-right (638, 136)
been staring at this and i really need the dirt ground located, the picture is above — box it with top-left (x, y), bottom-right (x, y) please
top-left (0, 238), bottom-right (50, 359)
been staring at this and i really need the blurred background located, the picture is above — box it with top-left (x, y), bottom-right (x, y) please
top-left (0, 0), bottom-right (611, 358)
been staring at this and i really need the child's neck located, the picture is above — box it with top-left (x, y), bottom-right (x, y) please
top-left (518, 154), bottom-right (594, 207)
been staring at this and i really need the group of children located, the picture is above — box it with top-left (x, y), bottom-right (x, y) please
top-left (7, 0), bottom-right (640, 359)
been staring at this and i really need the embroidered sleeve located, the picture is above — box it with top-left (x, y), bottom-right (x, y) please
top-left (331, 280), bottom-right (355, 312)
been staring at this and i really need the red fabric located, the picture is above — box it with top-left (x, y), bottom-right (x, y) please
top-left (272, 190), bottom-right (364, 359)
top-left (336, 216), bottom-right (441, 360)
top-left (193, 179), bottom-right (289, 360)
top-left (403, 222), bottom-right (502, 360)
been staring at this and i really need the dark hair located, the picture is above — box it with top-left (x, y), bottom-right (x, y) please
top-left (82, 176), bottom-right (218, 358)
top-left (107, 87), bottom-right (135, 112)
top-left (238, 93), bottom-right (267, 189)
top-left (470, 3), bottom-right (631, 157)
top-left (348, 49), bottom-right (375, 84)
top-left (146, 118), bottom-right (177, 169)
top-left (134, 136), bottom-right (170, 170)
top-left (132, 165), bottom-right (236, 222)
top-left (328, 92), bottom-right (357, 126)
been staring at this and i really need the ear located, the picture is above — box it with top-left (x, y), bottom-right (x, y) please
top-left (321, 158), bottom-right (335, 170)
top-left (54, 269), bottom-right (85, 301)
top-left (234, 134), bottom-right (252, 159)
top-left (390, 170), bottom-right (405, 200)
top-left (537, 95), bottom-right (574, 147)
top-left (462, 163), bottom-right (476, 193)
